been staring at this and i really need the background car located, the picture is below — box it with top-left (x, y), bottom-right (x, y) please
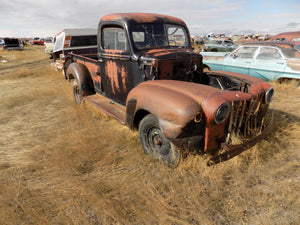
top-left (270, 31), bottom-right (300, 44)
top-left (2, 38), bottom-right (24, 50)
top-left (203, 38), bottom-right (238, 52)
top-left (202, 41), bottom-right (300, 82)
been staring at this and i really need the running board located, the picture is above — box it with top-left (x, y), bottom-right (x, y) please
top-left (84, 94), bottom-right (126, 125)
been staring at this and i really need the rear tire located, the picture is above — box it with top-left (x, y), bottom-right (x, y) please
top-left (73, 79), bottom-right (82, 105)
top-left (63, 60), bottom-right (72, 80)
top-left (139, 114), bottom-right (181, 167)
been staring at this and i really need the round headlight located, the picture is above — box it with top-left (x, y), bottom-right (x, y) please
top-left (265, 87), bottom-right (274, 104)
top-left (214, 102), bottom-right (230, 124)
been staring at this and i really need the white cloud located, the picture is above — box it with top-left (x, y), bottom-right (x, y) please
top-left (0, 0), bottom-right (298, 37)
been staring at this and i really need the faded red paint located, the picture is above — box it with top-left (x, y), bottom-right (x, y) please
top-left (77, 59), bottom-right (98, 76)
top-left (105, 60), bottom-right (128, 95)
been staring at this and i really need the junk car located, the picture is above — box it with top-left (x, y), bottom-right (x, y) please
top-left (203, 38), bottom-right (238, 52)
top-left (65, 13), bottom-right (274, 166)
top-left (202, 41), bottom-right (300, 82)
top-left (2, 38), bottom-right (24, 50)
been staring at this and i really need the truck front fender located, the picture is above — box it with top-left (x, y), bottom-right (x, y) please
top-left (67, 63), bottom-right (95, 96)
top-left (126, 80), bottom-right (207, 140)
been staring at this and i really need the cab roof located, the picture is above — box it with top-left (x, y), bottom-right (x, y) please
top-left (100, 13), bottom-right (187, 27)
top-left (56, 28), bottom-right (96, 37)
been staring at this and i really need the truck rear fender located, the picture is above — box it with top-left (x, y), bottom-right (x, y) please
top-left (67, 63), bottom-right (96, 96)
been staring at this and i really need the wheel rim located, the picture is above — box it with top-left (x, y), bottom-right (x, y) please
top-left (146, 127), bottom-right (171, 157)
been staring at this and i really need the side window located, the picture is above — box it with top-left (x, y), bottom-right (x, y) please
top-left (70, 35), bottom-right (97, 47)
top-left (224, 40), bottom-right (232, 46)
top-left (103, 27), bottom-right (129, 52)
top-left (256, 47), bottom-right (282, 60)
top-left (230, 47), bottom-right (258, 59)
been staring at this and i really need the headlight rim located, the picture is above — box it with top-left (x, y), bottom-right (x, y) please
top-left (214, 102), bottom-right (231, 125)
top-left (265, 87), bottom-right (274, 104)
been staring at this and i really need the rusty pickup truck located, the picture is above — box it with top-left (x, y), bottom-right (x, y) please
top-left (66, 13), bottom-right (274, 166)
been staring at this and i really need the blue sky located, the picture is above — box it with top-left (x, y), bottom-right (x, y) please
top-left (0, 0), bottom-right (299, 37)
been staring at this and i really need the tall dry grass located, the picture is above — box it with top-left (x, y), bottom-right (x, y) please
top-left (0, 46), bottom-right (299, 224)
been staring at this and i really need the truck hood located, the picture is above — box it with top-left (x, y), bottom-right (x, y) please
top-left (139, 48), bottom-right (203, 81)
top-left (142, 48), bottom-right (199, 59)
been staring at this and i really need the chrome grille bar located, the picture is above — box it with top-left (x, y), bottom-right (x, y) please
top-left (226, 93), bottom-right (265, 143)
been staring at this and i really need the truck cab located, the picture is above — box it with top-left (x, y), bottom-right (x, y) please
top-left (95, 13), bottom-right (203, 105)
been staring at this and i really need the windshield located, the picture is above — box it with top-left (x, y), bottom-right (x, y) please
top-left (131, 23), bottom-right (189, 49)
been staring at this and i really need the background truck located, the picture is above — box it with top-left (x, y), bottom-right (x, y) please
top-left (66, 13), bottom-right (274, 166)
top-left (44, 37), bottom-right (54, 58)
top-left (52, 28), bottom-right (97, 78)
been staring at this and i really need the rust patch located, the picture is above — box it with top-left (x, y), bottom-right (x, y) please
top-left (101, 13), bottom-right (185, 26)
top-left (105, 61), bottom-right (128, 95)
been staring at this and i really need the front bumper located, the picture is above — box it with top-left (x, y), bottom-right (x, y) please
top-left (207, 112), bottom-right (273, 166)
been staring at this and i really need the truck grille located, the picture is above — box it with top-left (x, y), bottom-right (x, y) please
top-left (226, 93), bottom-right (266, 143)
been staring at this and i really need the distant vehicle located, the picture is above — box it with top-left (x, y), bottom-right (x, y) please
top-left (270, 31), bottom-right (300, 44)
top-left (2, 38), bottom-right (24, 50)
top-left (44, 37), bottom-right (54, 58)
top-left (32, 37), bottom-right (45, 45)
top-left (52, 28), bottom-right (97, 78)
top-left (202, 41), bottom-right (300, 82)
top-left (203, 38), bottom-right (238, 52)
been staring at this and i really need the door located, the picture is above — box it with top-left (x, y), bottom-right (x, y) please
top-left (249, 47), bottom-right (286, 81)
top-left (223, 46), bottom-right (259, 74)
top-left (99, 27), bottom-right (133, 105)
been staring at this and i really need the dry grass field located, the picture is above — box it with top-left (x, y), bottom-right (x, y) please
top-left (0, 45), bottom-right (299, 224)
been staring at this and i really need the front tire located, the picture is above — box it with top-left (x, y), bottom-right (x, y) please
top-left (139, 114), bottom-right (181, 167)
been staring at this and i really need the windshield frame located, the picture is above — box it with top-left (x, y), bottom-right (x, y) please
top-left (130, 23), bottom-right (190, 50)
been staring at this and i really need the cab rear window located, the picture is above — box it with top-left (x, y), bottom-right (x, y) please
top-left (70, 35), bottom-right (97, 47)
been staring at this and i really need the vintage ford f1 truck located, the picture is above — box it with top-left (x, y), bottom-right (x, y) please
top-left (66, 13), bottom-right (274, 166)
